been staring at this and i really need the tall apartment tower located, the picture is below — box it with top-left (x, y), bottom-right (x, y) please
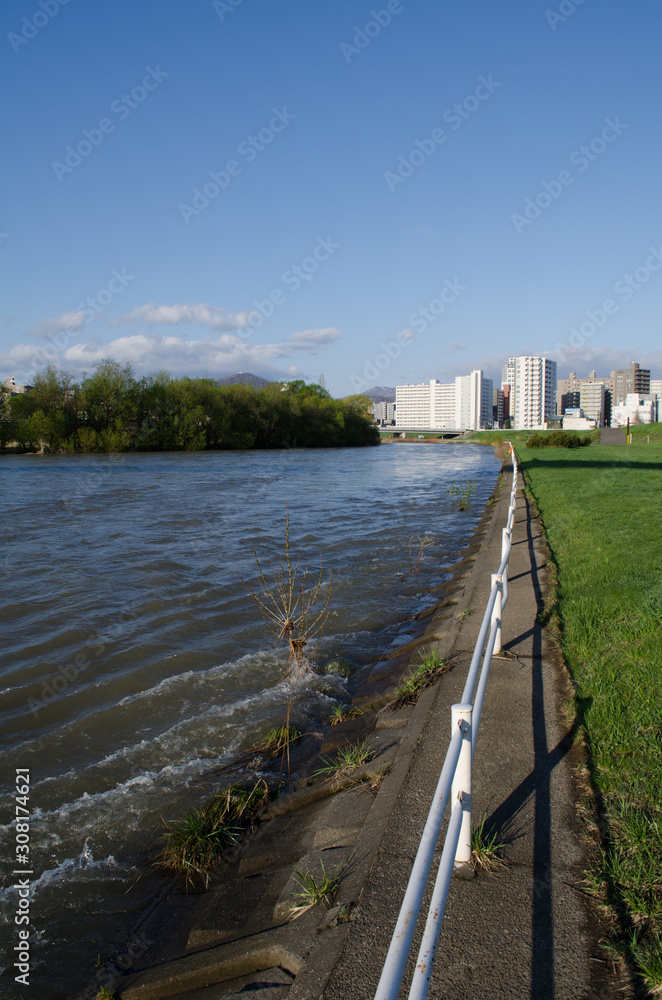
top-left (493, 387), bottom-right (504, 427)
top-left (455, 370), bottom-right (493, 430)
top-left (610, 362), bottom-right (650, 405)
top-left (579, 381), bottom-right (606, 426)
top-left (501, 356), bottom-right (557, 429)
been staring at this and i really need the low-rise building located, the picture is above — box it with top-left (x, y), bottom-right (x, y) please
top-left (611, 393), bottom-right (656, 427)
top-left (4, 377), bottom-right (32, 395)
top-left (562, 407), bottom-right (596, 431)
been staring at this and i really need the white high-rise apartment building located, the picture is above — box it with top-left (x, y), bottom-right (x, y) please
top-left (395, 372), bottom-right (492, 430)
top-left (454, 371), bottom-right (493, 430)
top-left (501, 356), bottom-right (557, 429)
top-left (395, 380), bottom-right (454, 428)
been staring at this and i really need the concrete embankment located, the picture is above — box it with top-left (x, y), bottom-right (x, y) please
top-left (118, 459), bottom-right (622, 1000)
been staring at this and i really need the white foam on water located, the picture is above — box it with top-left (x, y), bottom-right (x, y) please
top-left (0, 838), bottom-right (126, 908)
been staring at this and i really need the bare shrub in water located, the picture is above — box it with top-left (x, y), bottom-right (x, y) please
top-left (241, 507), bottom-right (332, 784)
top-left (408, 534), bottom-right (432, 574)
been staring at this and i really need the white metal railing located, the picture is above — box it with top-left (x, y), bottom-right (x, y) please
top-left (374, 445), bottom-right (518, 1000)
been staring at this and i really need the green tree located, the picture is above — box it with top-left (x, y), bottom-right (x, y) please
top-left (80, 360), bottom-right (137, 435)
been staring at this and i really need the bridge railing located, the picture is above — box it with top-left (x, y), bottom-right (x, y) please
top-left (374, 445), bottom-right (518, 1000)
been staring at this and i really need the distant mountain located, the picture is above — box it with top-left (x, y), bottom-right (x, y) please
top-left (361, 386), bottom-right (396, 403)
top-left (215, 372), bottom-right (274, 389)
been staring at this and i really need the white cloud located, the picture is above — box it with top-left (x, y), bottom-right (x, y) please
top-left (448, 341), bottom-right (466, 351)
top-left (0, 327), bottom-right (343, 382)
top-left (288, 328), bottom-right (343, 344)
top-left (26, 310), bottom-right (86, 340)
top-left (109, 302), bottom-right (257, 331)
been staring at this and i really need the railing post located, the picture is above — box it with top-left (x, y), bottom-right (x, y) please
top-left (501, 527), bottom-right (510, 608)
top-left (451, 703), bottom-right (472, 867)
top-left (491, 572), bottom-right (502, 654)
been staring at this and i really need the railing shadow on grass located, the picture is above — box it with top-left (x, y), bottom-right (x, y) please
top-left (513, 486), bottom-right (648, 999)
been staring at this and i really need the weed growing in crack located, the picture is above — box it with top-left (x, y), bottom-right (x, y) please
top-left (392, 652), bottom-right (450, 708)
top-left (471, 813), bottom-right (508, 874)
top-left (289, 861), bottom-right (341, 918)
top-left (314, 737), bottom-right (376, 780)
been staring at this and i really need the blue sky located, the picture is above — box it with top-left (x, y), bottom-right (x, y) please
top-left (2, 0), bottom-right (661, 396)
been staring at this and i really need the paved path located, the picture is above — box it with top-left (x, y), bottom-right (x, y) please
top-left (318, 476), bottom-right (616, 999)
top-left (599, 427), bottom-right (626, 444)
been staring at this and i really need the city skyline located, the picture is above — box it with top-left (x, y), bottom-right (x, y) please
top-left (2, 1), bottom-right (662, 397)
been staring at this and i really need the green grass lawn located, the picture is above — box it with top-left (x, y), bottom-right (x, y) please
top-left (516, 442), bottom-right (662, 987)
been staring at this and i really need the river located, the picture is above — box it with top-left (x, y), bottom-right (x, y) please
top-left (0, 442), bottom-right (499, 998)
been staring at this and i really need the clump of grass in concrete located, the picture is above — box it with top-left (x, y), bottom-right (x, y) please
top-left (289, 861), bottom-right (340, 918)
top-left (95, 988), bottom-right (115, 1000)
top-left (256, 725), bottom-right (301, 755)
top-left (314, 737), bottom-right (376, 780)
top-left (518, 443), bottom-right (662, 988)
top-left (354, 763), bottom-right (391, 794)
top-left (486, 473), bottom-right (504, 507)
top-left (455, 608), bottom-right (474, 622)
top-left (155, 781), bottom-right (268, 887)
top-left (446, 481), bottom-right (476, 510)
top-left (393, 652), bottom-right (449, 707)
top-left (471, 813), bottom-right (507, 874)
top-left (328, 705), bottom-right (362, 726)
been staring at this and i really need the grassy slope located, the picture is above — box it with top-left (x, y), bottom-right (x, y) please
top-left (468, 428), bottom-right (599, 445)
top-left (516, 442), bottom-right (662, 985)
top-left (629, 421), bottom-right (662, 445)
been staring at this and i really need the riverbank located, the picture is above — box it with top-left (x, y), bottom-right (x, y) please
top-left (113, 454), bottom-right (623, 1000)
top-left (88, 462), bottom-right (508, 999)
